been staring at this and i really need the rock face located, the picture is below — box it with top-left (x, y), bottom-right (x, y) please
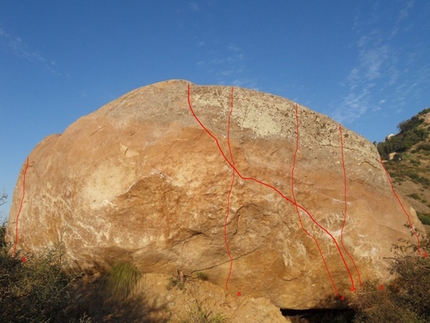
top-left (7, 80), bottom-right (424, 310)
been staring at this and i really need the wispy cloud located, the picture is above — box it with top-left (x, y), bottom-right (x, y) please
top-left (332, 1), bottom-right (430, 124)
top-left (0, 27), bottom-right (60, 75)
top-left (196, 42), bottom-right (258, 88)
top-left (332, 33), bottom-right (396, 123)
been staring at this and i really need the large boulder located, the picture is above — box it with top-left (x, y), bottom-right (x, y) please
top-left (7, 80), bottom-right (424, 309)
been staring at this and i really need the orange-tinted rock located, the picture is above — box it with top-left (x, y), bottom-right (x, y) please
top-left (7, 80), bottom-right (424, 309)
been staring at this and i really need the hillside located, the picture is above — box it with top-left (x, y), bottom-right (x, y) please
top-left (377, 108), bottom-right (430, 228)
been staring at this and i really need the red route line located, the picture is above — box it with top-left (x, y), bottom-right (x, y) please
top-left (338, 125), bottom-right (363, 288)
top-left (224, 86), bottom-right (235, 290)
top-left (379, 155), bottom-right (426, 257)
top-left (187, 84), bottom-right (357, 296)
top-left (291, 103), bottom-right (340, 296)
top-left (13, 157), bottom-right (29, 257)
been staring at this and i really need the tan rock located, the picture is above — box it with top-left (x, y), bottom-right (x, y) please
top-left (7, 80), bottom-right (424, 310)
top-left (140, 273), bottom-right (291, 323)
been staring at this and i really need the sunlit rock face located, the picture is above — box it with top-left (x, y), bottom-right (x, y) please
top-left (7, 80), bottom-right (423, 309)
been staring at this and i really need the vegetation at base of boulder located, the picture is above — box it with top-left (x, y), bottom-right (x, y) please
top-left (167, 274), bottom-right (185, 291)
top-left (178, 303), bottom-right (227, 323)
top-left (102, 261), bottom-right (142, 300)
top-left (350, 237), bottom-right (430, 323)
top-left (195, 271), bottom-right (209, 281)
top-left (0, 223), bottom-right (91, 323)
top-left (167, 270), bottom-right (210, 291)
top-left (0, 222), bottom-right (169, 322)
top-left (288, 237), bottom-right (430, 323)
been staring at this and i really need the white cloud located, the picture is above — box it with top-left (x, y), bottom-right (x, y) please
top-left (1, 27), bottom-right (60, 76)
top-left (9, 37), bottom-right (45, 62)
top-left (227, 45), bottom-right (240, 52)
top-left (332, 8), bottom-right (408, 124)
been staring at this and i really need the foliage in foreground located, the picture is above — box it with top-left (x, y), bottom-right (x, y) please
top-left (351, 237), bottom-right (430, 323)
top-left (2, 216), bottom-right (429, 323)
top-left (290, 236), bottom-right (430, 323)
top-left (0, 222), bottom-right (225, 323)
top-left (0, 230), bottom-right (88, 322)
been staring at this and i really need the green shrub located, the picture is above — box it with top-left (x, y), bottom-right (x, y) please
top-left (167, 274), bottom-right (185, 290)
top-left (417, 143), bottom-right (430, 151)
top-left (377, 112), bottom-right (429, 158)
top-left (410, 159), bottom-right (421, 166)
top-left (0, 224), bottom-right (87, 323)
top-left (103, 262), bottom-right (142, 300)
top-left (417, 107), bottom-right (430, 116)
top-left (0, 222), bottom-right (168, 322)
top-left (408, 193), bottom-right (421, 200)
top-left (417, 212), bottom-right (430, 225)
top-left (398, 116), bottom-right (424, 133)
top-left (195, 271), bottom-right (209, 281)
top-left (351, 237), bottom-right (430, 322)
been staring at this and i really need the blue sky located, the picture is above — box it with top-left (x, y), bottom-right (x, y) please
top-left (1, 1), bottom-right (430, 220)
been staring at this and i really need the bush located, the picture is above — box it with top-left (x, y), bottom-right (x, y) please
top-left (408, 193), bottom-right (421, 200)
top-left (377, 112), bottom-right (429, 158)
top-left (410, 159), bottom-right (421, 166)
top-left (398, 116), bottom-right (424, 133)
top-left (417, 211), bottom-right (430, 225)
top-left (0, 223), bottom-right (166, 322)
top-left (417, 143), bottom-right (430, 151)
top-left (351, 237), bottom-right (430, 323)
top-left (0, 224), bottom-right (88, 323)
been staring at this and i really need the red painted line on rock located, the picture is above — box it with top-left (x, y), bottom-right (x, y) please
top-left (338, 125), bottom-right (363, 289)
top-left (13, 157), bottom-right (29, 257)
top-left (291, 103), bottom-right (339, 297)
top-left (379, 155), bottom-right (424, 256)
top-left (224, 86), bottom-right (235, 290)
top-left (187, 84), bottom-right (358, 297)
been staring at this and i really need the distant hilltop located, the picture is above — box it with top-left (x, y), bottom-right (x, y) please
top-left (377, 107), bottom-right (430, 229)
top-left (378, 107), bottom-right (430, 160)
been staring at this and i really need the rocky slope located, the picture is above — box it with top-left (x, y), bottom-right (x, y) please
top-left (377, 108), bottom-right (430, 230)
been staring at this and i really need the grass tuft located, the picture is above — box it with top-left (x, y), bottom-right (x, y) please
top-left (179, 303), bottom-right (227, 323)
top-left (104, 261), bottom-right (142, 300)
top-left (195, 271), bottom-right (209, 281)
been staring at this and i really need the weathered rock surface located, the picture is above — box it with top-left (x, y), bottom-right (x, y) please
top-left (7, 80), bottom-right (424, 310)
top-left (140, 273), bottom-right (291, 323)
